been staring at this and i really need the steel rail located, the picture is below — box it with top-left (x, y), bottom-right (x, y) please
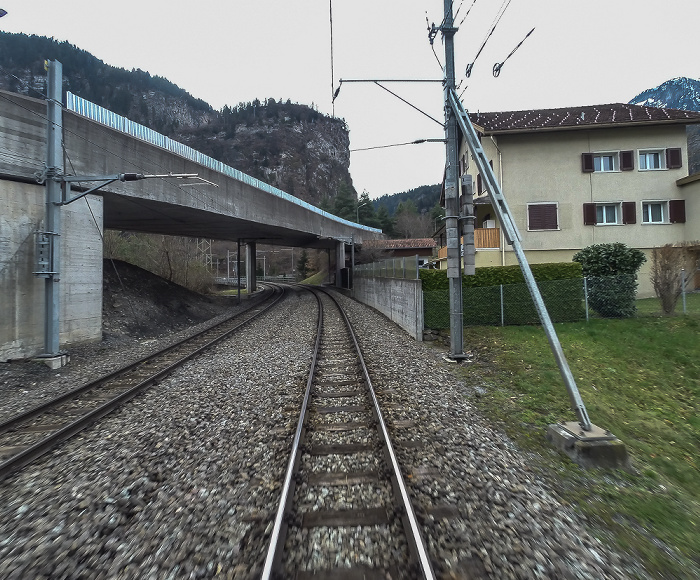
top-left (323, 288), bottom-right (436, 580)
top-left (0, 286), bottom-right (277, 435)
top-left (261, 287), bottom-right (323, 578)
top-left (261, 286), bottom-right (436, 579)
top-left (0, 285), bottom-right (285, 483)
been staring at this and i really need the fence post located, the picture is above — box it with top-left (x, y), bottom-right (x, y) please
top-left (500, 284), bottom-right (504, 327)
top-left (415, 254), bottom-right (419, 279)
top-left (681, 269), bottom-right (687, 314)
top-left (584, 277), bottom-right (589, 322)
top-left (403, 257), bottom-right (406, 279)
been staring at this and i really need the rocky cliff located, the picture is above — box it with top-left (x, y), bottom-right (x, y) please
top-left (0, 32), bottom-right (354, 206)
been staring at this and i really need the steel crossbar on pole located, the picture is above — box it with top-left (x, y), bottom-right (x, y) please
top-left (447, 89), bottom-right (593, 431)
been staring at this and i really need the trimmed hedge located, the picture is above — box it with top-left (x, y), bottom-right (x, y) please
top-left (422, 263), bottom-right (585, 329)
top-left (419, 262), bottom-right (583, 289)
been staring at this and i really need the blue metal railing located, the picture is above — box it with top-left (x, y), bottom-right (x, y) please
top-left (66, 92), bottom-right (381, 234)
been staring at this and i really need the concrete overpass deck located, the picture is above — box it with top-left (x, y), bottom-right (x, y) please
top-left (0, 88), bottom-right (382, 361)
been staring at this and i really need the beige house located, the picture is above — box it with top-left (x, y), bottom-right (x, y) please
top-left (435, 103), bottom-right (700, 296)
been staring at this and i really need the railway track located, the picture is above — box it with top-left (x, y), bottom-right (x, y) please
top-left (0, 284), bottom-right (285, 483)
top-left (262, 288), bottom-right (435, 579)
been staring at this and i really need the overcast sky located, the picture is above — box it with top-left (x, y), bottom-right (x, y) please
top-left (2, 0), bottom-right (699, 199)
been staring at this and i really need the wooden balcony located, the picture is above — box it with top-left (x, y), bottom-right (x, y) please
top-left (475, 227), bottom-right (500, 249)
top-left (437, 228), bottom-right (501, 260)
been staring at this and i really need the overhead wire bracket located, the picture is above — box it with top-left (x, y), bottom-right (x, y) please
top-left (58, 172), bottom-right (199, 205)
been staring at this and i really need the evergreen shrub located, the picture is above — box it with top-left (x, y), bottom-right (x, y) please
top-left (572, 243), bottom-right (646, 318)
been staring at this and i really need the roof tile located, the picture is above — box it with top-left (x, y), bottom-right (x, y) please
top-left (469, 103), bottom-right (700, 133)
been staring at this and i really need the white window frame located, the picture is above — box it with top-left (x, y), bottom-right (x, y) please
top-left (638, 149), bottom-right (666, 171)
top-left (642, 200), bottom-right (668, 224)
top-left (595, 202), bottom-right (621, 225)
top-left (593, 152), bottom-right (619, 173)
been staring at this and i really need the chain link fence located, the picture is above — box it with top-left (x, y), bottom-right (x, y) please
top-left (424, 272), bottom-right (694, 329)
top-left (355, 256), bottom-right (421, 280)
top-left (424, 278), bottom-right (585, 328)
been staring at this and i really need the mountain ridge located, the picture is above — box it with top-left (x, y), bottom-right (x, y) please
top-left (629, 77), bottom-right (700, 174)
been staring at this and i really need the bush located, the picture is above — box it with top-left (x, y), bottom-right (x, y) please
top-left (573, 243), bottom-right (646, 318)
top-left (651, 244), bottom-right (691, 315)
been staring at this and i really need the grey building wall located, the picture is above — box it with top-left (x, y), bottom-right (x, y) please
top-left (353, 277), bottom-right (423, 341)
top-left (0, 180), bottom-right (103, 361)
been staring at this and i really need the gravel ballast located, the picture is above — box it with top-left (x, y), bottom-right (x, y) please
top-left (0, 287), bottom-right (648, 579)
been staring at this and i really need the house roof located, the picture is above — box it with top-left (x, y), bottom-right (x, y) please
top-left (469, 103), bottom-right (700, 135)
top-left (362, 238), bottom-right (436, 250)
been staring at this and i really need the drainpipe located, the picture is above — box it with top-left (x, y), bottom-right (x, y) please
top-left (490, 135), bottom-right (506, 266)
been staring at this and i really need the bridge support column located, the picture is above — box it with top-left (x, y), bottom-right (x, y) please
top-left (246, 242), bottom-right (257, 293)
top-left (335, 241), bottom-right (347, 288)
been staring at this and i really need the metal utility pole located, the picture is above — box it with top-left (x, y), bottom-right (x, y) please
top-left (437, 7), bottom-right (594, 430)
top-left (42, 60), bottom-right (63, 357)
top-left (441, 1), bottom-right (465, 359)
top-left (446, 85), bottom-right (593, 431)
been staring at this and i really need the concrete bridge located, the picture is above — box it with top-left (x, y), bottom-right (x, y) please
top-left (0, 87), bottom-right (382, 363)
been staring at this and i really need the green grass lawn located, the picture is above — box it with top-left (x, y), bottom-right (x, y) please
top-left (460, 297), bottom-right (700, 578)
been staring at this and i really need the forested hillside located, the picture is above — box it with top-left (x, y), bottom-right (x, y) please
top-left (0, 32), bottom-right (354, 207)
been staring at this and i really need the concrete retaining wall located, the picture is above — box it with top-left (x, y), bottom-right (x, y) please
top-left (353, 277), bottom-right (423, 340)
top-left (0, 180), bottom-right (103, 361)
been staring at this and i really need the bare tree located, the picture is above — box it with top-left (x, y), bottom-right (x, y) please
top-left (650, 244), bottom-right (693, 315)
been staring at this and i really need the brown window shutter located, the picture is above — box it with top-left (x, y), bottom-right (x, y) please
top-left (477, 174), bottom-right (482, 194)
top-left (583, 203), bottom-right (596, 225)
top-left (622, 201), bottom-right (636, 224)
top-left (666, 148), bottom-right (682, 169)
top-left (620, 150), bottom-right (634, 171)
top-left (581, 153), bottom-right (594, 173)
top-left (528, 204), bottom-right (558, 230)
top-left (669, 199), bottom-right (686, 223)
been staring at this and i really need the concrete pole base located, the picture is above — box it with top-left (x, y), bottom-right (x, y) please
top-left (34, 353), bottom-right (70, 370)
top-left (546, 422), bottom-right (630, 470)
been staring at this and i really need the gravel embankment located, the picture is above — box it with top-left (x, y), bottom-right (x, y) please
top-left (0, 290), bottom-right (315, 579)
top-left (0, 288), bottom-right (648, 579)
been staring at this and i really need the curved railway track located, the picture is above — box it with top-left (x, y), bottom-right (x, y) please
top-left (0, 284), bottom-right (285, 483)
top-left (262, 287), bottom-right (435, 579)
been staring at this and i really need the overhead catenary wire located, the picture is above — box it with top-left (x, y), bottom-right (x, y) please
top-left (465, 0), bottom-right (513, 78)
top-left (492, 27), bottom-right (535, 77)
top-left (351, 138), bottom-right (445, 152)
top-left (0, 64), bottom-right (48, 99)
top-left (458, 0), bottom-right (479, 27)
top-left (63, 147), bottom-right (145, 331)
top-left (373, 82), bottom-right (445, 128)
top-left (329, 0), bottom-right (335, 115)
top-left (426, 14), bottom-right (444, 71)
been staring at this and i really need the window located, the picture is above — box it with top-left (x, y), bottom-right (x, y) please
top-left (643, 201), bottom-right (666, 223)
top-left (528, 203), bottom-right (558, 231)
top-left (583, 202), bottom-right (636, 225)
top-left (596, 204), bottom-right (619, 224)
top-left (639, 150), bottom-right (664, 170)
top-left (582, 152), bottom-right (620, 173)
top-left (594, 154), bottom-right (616, 172)
top-left (642, 200), bottom-right (686, 224)
top-left (637, 148), bottom-right (683, 170)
